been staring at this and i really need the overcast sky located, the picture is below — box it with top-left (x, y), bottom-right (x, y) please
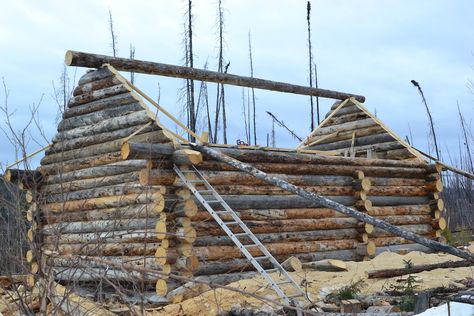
top-left (0, 1), bottom-right (473, 167)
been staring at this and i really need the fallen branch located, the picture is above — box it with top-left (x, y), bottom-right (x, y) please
top-left (368, 260), bottom-right (474, 279)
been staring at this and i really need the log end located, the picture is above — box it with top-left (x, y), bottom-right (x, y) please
top-left (155, 279), bottom-right (168, 297)
top-left (3, 169), bottom-right (12, 182)
top-left (64, 50), bottom-right (73, 66)
top-left (121, 142), bottom-right (131, 160)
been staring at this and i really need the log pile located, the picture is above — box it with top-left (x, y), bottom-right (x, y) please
top-left (301, 99), bottom-right (420, 160)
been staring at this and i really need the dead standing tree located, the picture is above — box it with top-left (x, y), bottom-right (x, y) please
top-left (411, 80), bottom-right (440, 160)
top-left (213, 0), bottom-right (228, 144)
top-left (248, 32), bottom-right (257, 145)
top-left (108, 9), bottom-right (118, 57)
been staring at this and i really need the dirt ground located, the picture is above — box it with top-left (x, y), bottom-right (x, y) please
top-left (149, 243), bottom-right (474, 315)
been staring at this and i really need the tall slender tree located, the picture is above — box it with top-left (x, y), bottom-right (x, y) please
top-left (129, 44), bottom-right (135, 84)
top-left (306, 1), bottom-right (314, 131)
top-left (187, 0), bottom-right (196, 139)
top-left (108, 10), bottom-right (117, 57)
top-left (248, 32), bottom-right (257, 145)
top-left (411, 80), bottom-right (440, 160)
top-left (213, 0), bottom-right (227, 144)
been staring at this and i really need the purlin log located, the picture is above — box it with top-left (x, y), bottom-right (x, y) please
top-left (65, 50), bottom-right (366, 102)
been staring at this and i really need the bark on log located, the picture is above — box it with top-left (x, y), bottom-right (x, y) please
top-left (65, 51), bottom-right (366, 102)
top-left (78, 67), bottom-right (114, 85)
top-left (39, 151), bottom-right (123, 175)
top-left (67, 84), bottom-right (130, 108)
top-left (325, 111), bottom-right (370, 126)
top-left (58, 102), bottom-right (143, 132)
top-left (45, 160), bottom-right (146, 184)
top-left (368, 259), bottom-right (473, 279)
top-left (54, 110), bottom-right (160, 142)
top-left (310, 133), bottom-right (394, 151)
top-left (44, 183), bottom-right (161, 203)
top-left (124, 142), bottom-right (428, 168)
top-left (193, 160), bottom-right (428, 179)
top-left (42, 192), bottom-right (164, 213)
top-left (63, 92), bottom-right (137, 119)
top-left (42, 131), bottom-right (163, 165)
top-left (191, 144), bottom-right (474, 262)
top-left (4, 169), bottom-right (42, 189)
top-left (326, 105), bottom-right (362, 118)
top-left (73, 76), bottom-right (121, 96)
top-left (41, 171), bottom-right (140, 195)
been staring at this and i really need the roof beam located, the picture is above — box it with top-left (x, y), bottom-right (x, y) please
top-left (65, 50), bottom-right (365, 102)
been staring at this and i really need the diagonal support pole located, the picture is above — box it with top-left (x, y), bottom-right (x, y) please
top-left (191, 143), bottom-right (474, 263)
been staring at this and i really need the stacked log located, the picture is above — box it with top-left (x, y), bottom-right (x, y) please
top-left (36, 65), bottom-right (177, 301)
top-left (132, 142), bottom-right (441, 279)
top-left (302, 99), bottom-right (417, 159)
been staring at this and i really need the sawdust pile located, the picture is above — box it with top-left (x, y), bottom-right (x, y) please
top-left (149, 244), bottom-right (474, 315)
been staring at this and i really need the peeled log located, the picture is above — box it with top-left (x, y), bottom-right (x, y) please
top-left (302, 259), bottom-right (347, 272)
top-left (172, 150), bottom-right (203, 166)
top-left (281, 256), bottom-right (302, 272)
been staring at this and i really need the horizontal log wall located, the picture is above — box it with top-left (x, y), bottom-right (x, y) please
top-left (37, 66), bottom-right (178, 301)
top-left (137, 142), bottom-right (444, 281)
top-left (304, 99), bottom-right (417, 159)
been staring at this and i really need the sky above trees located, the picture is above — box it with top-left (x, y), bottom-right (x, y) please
top-left (0, 0), bottom-right (473, 166)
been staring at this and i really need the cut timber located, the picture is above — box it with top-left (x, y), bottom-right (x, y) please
top-left (42, 131), bottom-right (164, 165)
top-left (301, 259), bottom-right (347, 271)
top-left (72, 75), bottom-right (121, 96)
top-left (356, 241), bottom-right (377, 257)
top-left (65, 50), bottom-right (365, 102)
top-left (4, 169), bottom-right (42, 188)
top-left (172, 149), bottom-right (203, 166)
top-left (368, 259), bottom-right (474, 278)
top-left (63, 92), bottom-right (136, 118)
top-left (191, 144), bottom-right (474, 262)
top-left (124, 142), bottom-right (428, 169)
top-left (280, 256), bottom-right (302, 272)
top-left (43, 192), bottom-right (164, 213)
top-left (42, 279), bottom-right (116, 316)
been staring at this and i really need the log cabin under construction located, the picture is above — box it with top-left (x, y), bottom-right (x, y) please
top-left (5, 51), bottom-right (448, 308)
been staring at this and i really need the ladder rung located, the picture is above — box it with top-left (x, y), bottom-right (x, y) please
top-left (275, 280), bottom-right (292, 285)
top-left (205, 200), bottom-right (220, 203)
top-left (243, 244), bottom-right (259, 248)
top-left (287, 292), bottom-right (305, 298)
top-left (253, 256), bottom-right (269, 261)
top-left (224, 221), bottom-right (239, 225)
top-left (233, 233), bottom-right (249, 237)
top-left (265, 268), bottom-right (280, 273)
top-left (188, 180), bottom-right (204, 183)
top-left (215, 210), bottom-right (231, 214)
top-left (198, 190), bottom-right (213, 193)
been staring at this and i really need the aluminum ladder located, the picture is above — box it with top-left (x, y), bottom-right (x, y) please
top-left (173, 164), bottom-right (309, 307)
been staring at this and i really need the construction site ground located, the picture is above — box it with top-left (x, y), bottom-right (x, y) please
top-left (149, 243), bottom-right (474, 315)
